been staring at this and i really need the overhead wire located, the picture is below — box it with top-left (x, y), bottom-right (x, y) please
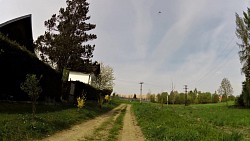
top-left (191, 36), bottom-right (238, 88)
top-left (115, 79), bottom-right (167, 90)
top-left (116, 36), bottom-right (239, 93)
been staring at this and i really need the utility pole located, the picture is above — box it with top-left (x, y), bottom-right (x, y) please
top-left (184, 85), bottom-right (188, 106)
top-left (167, 92), bottom-right (168, 106)
top-left (171, 81), bottom-right (175, 92)
top-left (139, 82), bottom-right (144, 103)
top-left (170, 81), bottom-right (175, 104)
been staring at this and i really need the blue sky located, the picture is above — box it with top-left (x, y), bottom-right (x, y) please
top-left (0, 0), bottom-right (248, 95)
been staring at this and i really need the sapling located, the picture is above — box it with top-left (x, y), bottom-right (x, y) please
top-left (20, 74), bottom-right (42, 122)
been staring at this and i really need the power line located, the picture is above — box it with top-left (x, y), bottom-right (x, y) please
top-left (197, 46), bottom-right (236, 82)
top-left (191, 37), bottom-right (238, 87)
top-left (116, 78), bottom-right (167, 89)
top-left (144, 82), bottom-right (166, 88)
top-left (115, 79), bottom-right (139, 84)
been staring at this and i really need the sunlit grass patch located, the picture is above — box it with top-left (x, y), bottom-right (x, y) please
top-left (132, 102), bottom-right (247, 141)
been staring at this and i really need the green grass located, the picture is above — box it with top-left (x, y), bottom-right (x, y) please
top-left (132, 102), bottom-right (249, 141)
top-left (106, 107), bottom-right (126, 141)
top-left (0, 101), bottom-right (120, 141)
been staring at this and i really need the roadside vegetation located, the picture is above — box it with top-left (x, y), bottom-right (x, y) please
top-left (145, 86), bottom-right (235, 106)
top-left (132, 101), bottom-right (250, 141)
top-left (0, 101), bottom-right (120, 141)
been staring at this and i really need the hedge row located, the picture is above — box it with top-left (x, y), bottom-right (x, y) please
top-left (0, 33), bottom-right (62, 101)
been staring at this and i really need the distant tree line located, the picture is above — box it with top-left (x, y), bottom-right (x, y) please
top-left (146, 88), bottom-right (235, 105)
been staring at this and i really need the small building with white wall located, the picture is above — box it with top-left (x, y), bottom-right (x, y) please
top-left (67, 61), bottom-right (100, 85)
top-left (68, 71), bottom-right (95, 85)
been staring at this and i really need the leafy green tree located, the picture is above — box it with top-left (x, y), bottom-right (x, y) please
top-left (161, 92), bottom-right (168, 104)
top-left (176, 93), bottom-right (185, 104)
top-left (35, 0), bottom-right (97, 73)
top-left (194, 88), bottom-right (198, 95)
top-left (169, 91), bottom-right (178, 104)
top-left (228, 95), bottom-right (236, 101)
top-left (218, 78), bottom-right (233, 106)
top-left (156, 92), bottom-right (168, 107)
top-left (221, 94), bottom-right (228, 102)
top-left (146, 93), bottom-right (151, 101)
top-left (235, 94), bottom-right (245, 106)
top-left (242, 81), bottom-right (250, 106)
top-left (156, 94), bottom-right (161, 103)
top-left (198, 92), bottom-right (212, 104)
top-left (188, 90), bottom-right (197, 104)
top-left (149, 94), bottom-right (156, 103)
top-left (20, 74), bottom-right (42, 121)
top-left (212, 93), bottom-right (220, 103)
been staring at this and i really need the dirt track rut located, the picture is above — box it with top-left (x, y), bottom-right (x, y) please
top-left (40, 104), bottom-right (145, 141)
top-left (118, 104), bottom-right (145, 141)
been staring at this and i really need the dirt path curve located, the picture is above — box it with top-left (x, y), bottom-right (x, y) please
top-left (40, 104), bottom-right (145, 141)
top-left (40, 104), bottom-right (126, 141)
top-left (118, 104), bottom-right (145, 141)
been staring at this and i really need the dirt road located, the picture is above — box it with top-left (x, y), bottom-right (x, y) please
top-left (118, 104), bottom-right (145, 141)
top-left (40, 104), bottom-right (145, 141)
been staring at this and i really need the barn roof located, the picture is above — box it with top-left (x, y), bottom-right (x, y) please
top-left (0, 14), bottom-right (34, 53)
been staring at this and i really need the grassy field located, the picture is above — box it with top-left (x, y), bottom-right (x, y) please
top-left (0, 101), bottom-right (119, 141)
top-left (1, 99), bottom-right (250, 141)
top-left (132, 102), bottom-right (250, 141)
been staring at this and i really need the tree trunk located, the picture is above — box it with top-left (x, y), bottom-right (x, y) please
top-left (32, 99), bottom-right (36, 121)
top-left (226, 98), bottom-right (228, 107)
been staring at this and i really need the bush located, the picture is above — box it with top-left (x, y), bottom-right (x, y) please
top-left (235, 94), bottom-right (244, 107)
top-left (20, 74), bottom-right (42, 121)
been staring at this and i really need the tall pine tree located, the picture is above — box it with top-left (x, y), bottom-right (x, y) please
top-left (35, 0), bottom-right (97, 73)
top-left (236, 8), bottom-right (250, 107)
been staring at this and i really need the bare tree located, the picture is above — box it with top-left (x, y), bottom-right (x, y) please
top-left (218, 78), bottom-right (233, 106)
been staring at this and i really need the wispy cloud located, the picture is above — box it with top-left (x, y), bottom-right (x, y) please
top-left (131, 0), bottom-right (154, 59)
top-left (0, 0), bottom-right (247, 95)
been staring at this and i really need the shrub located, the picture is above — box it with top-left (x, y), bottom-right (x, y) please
top-left (104, 95), bottom-right (110, 103)
top-left (77, 96), bottom-right (86, 109)
top-left (235, 94), bottom-right (244, 107)
top-left (20, 74), bottom-right (42, 121)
